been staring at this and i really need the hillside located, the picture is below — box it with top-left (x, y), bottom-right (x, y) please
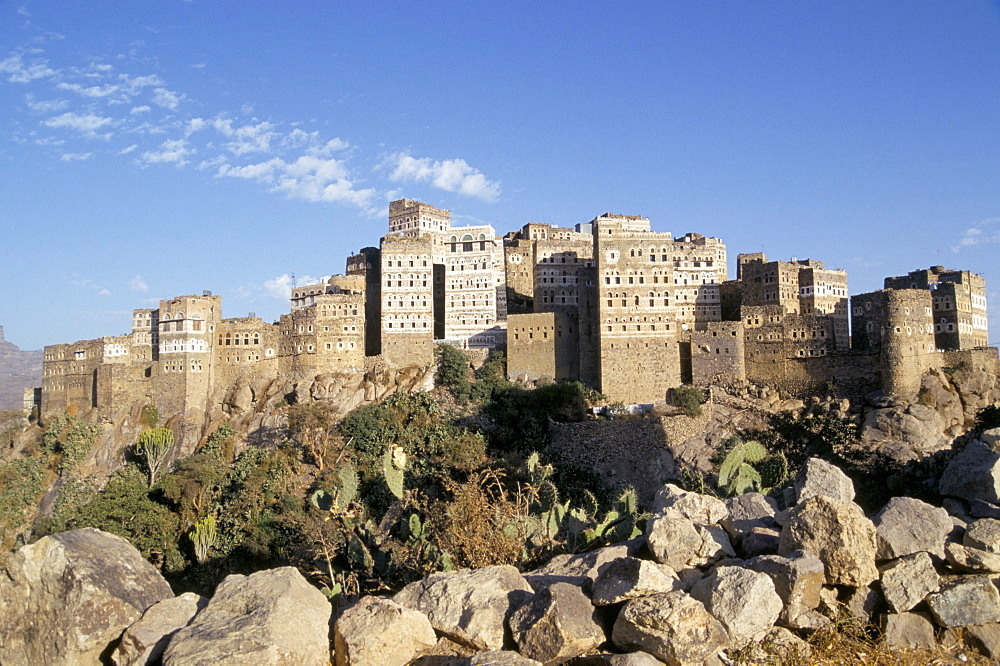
top-left (0, 326), bottom-right (41, 411)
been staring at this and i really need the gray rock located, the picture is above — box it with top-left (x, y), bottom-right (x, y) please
top-left (592, 557), bottom-right (681, 606)
top-left (651, 484), bottom-right (728, 524)
top-left (690, 566), bottom-right (782, 647)
top-left (0, 528), bottom-right (174, 666)
top-left (394, 565), bottom-right (534, 651)
top-left (509, 582), bottom-right (605, 665)
top-left (163, 567), bottom-right (331, 665)
top-left (944, 541), bottom-right (1000, 573)
top-left (926, 575), bottom-right (1000, 628)
top-left (112, 593), bottom-right (207, 666)
top-left (569, 653), bottom-right (662, 666)
top-left (969, 499), bottom-right (1000, 519)
top-left (872, 496), bottom-right (951, 560)
top-left (939, 440), bottom-right (1000, 504)
top-left (744, 626), bottom-right (811, 662)
top-left (879, 552), bottom-right (939, 614)
top-left (982, 427), bottom-right (1000, 447)
top-left (964, 518), bottom-right (1000, 553)
top-left (882, 612), bottom-right (937, 650)
top-left (333, 596), bottom-right (437, 666)
top-left (965, 622), bottom-right (1000, 660)
top-left (746, 550), bottom-right (824, 627)
top-left (612, 591), bottom-right (729, 666)
top-left (741, 526), bottom-right (780, 558)
top-left (645, 509), bottom-right (734, 571)
top-left (842, 585), bottom-right (881, 621)
top-left (778, 495), bottom-right (879, 587)
top-left (525, 545), bottom-right (631, 594)
top-left (468, 651), bottom-right (542, 666)
top-left (793, 457), bottom-right (855, 504)
top-left (720, 493), bottom-right (778, 546)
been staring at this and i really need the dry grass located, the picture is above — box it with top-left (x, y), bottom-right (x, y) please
top-left (729, 619), bottom-right (994, 666)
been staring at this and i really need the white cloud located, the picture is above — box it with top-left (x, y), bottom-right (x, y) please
top-left (152, 87), bottom-right (183, 110)
top-left (217, 153), bottom-right (376, 210)
top-left (130, 105), bottom-right (151, 114)
top-left (386, 152), bottom-right (500, 202)
top-left (952, 218), bottom-right (1000, 253)
top-left (97, 289), bottom-right (111, 297)
top-left (56, 81), bottom-right (120, 98)
top-left (25, 94), bottom-right (68, 112)
top-left (128, 275), bottom-right (149, 292)
top-left (140, 138), bottom-right (193, 166)
top-left (261, 273), bottom-right (327, 301)
top-left (43, 112), bottom-right (115, 138)
top-left (212, 117), bottom-right (276, 155)
top-left (118, 144), bottom-right (138, 155)
top-left (0, 52), bottom-right (57, 83)
top-left (59, 152), bottom-right (93, 161)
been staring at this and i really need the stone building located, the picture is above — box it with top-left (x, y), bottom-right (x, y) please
top-left (38, 198), bottom-right (996, 424)
top-left (884, 266), bottom-right (989, 351)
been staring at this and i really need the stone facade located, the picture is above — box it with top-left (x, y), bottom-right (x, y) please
top-left (40, 200), bottom-right (996, 424)
top-left (885, 266), bottom-right (989, 351)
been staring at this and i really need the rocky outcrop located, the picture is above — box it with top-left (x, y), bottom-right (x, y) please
top-left (162, 567), bottom-right (331, 665)
top-left (333, 596), bottom-right (436, 666)
top-left (112, 592), bottom-right (207, 666)
top-left (393, 565), bottom-right (534, 651)
top-left (0, 528), bottom-right (173, 666)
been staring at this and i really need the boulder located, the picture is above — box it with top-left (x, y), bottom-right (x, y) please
top-left (569, 653), bottom-right (662, 666)
top-left (793, 457), bottom-right (855, 504)
top-left (842, 585), bottom-right (881, 621)
top-left (0, 528), bottom-right (174, 666)
top-left (939, 440), bottom-right (1000, 504)
top-left (611, 591), bottom-right (729, 666)
top-left (926, 575), bottom-right (1000, 628)
top-left (746, 550), bottom-right (824, 627)
top-left (872, 496), bottom-right (951, 560)
top-left (591, 557), bottom-right (681, 605)
top-left (651, 484), bottom-right (728, 524)
top-left (965, 622), bottom-right (1000, 660)
top-left (778, 495), bottom-right (879, 587)
top-left (944, 542), bottom-right (1000, 573)
top-left (163, 567), bottom-right (330, 665)
top-left (964, 518), bottom-right (1000, 554)
top-left (882, 612), bottom-right (938, 650)
top-left (740, 526), bottom-right (780, 558)
top-left (509, 582), bottom-right (605, 665)
top-left (393, 565), bottom-right (534, 651)
top-left (645, 509), bottom-right (734, 570)
top-left (879, 552), bottom-right (939, 614)
top-left (112, 593), bottom-right (207, 666)
top-left (720, 493), bottom-right (778, 546)
top-left (744, 626), bottom-right (811, 663)
top-left (468, 651), bottom-right (542, 666)
top-left (690, 566), bottom-right (782, 647)
top-left (525, 545), bottom-right (631, 594)
top-left (333, 596), bottom-right (437, 666)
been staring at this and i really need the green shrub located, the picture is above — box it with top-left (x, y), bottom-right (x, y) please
top-left (674, 385), bottom-right (706, 418)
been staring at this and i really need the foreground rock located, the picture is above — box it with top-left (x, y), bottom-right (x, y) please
top-left (611, 591), bottom-right (729, 666)
top-left (925, 575), bottom-right (1000, 628)
top-left (509, 582), bottom-right (605, 664)
top-left (163, 567), bottom-right (331, 665)
top-left (334, 596), bottom-right (436, 666)
top-left (778, 495), bottom-right (878, 587)
top-left (872, 496), bottom-right (951, 560)
top-left (938, 440), bottom-right (1000, 504)
top-left (394, 565), bottom-right (534, 651)
top-left (0, 528), bottom-right (173, 666)
top-left (112, 592), bottom-right (207, 666)
top-left (690, 566), bottom-right (782, 647)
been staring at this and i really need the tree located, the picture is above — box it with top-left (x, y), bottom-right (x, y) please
top-left (287, 402), bottom-right (342, 472)
top-left (136, 428), bottom-right (174, 488)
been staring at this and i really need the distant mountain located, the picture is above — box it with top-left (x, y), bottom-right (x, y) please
top-left (0, 326), bottom-right (42, 411)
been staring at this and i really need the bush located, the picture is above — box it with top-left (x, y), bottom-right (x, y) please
top-left (436, 343), bottom-right (472, 402)
top-left (674, 385), bottom-right (706, 418)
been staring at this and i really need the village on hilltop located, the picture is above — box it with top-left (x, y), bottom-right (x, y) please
top-left (38, 199), bottom-right (995, 418)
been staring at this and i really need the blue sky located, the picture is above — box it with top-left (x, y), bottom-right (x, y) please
top-left (1, 1), bottom-right (999, 351)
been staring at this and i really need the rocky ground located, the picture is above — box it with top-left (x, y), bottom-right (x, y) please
top-left (5, 439), bottom-right (1000, 665)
